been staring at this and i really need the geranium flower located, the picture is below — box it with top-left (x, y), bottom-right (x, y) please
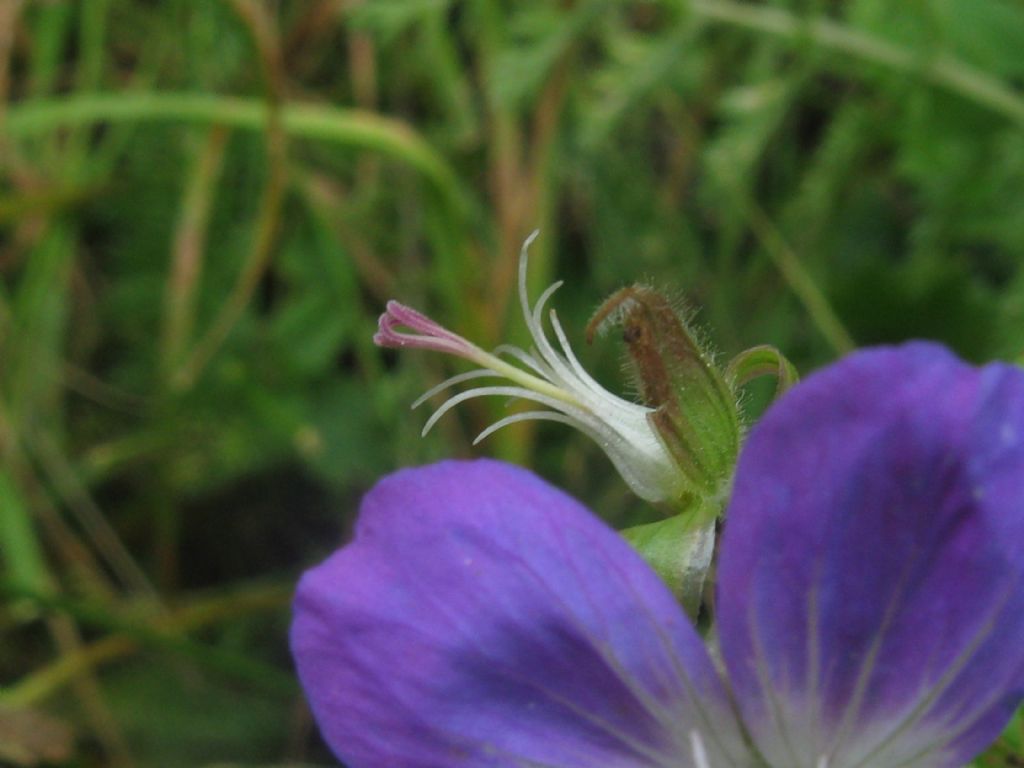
top-left (291, 343), bottom-right (1024, 768)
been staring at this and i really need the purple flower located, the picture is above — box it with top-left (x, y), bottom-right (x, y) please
top-left (291, 343), bottom-right (1024, 767)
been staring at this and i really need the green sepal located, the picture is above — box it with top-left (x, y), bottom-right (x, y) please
top-left (725, 344), bottom-right (799, 399)
top-left (621, 502), bottom-right (719, 620)
top-left (588, 286), bottom-right (741, 501)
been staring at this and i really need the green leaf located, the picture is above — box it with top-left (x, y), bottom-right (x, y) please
top-left (0, 472), bottom-right (49, 594)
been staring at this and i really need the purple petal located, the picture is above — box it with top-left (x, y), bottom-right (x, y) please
top-left (717, 342), bottom-right (1024, 768)
top-left (291, 459), bottom-right (743, 768)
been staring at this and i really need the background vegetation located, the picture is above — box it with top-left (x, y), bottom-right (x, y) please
top-left (1, 0), bottom-right (1023, 765)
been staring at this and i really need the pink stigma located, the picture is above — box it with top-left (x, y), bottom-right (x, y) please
top-left (374, 301), bottom-right (478, 359)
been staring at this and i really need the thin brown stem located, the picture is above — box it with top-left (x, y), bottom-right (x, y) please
top-left (173, 0), bottom-right (289, 390)
top-left (0, 0), bottom-right (25, 167)
top-left (4, 584), bottom-right (292, 707)
top-left (26, 427), bottom-right (157, 597)
top-left (298, 169), bottom-right (396, 302)
top-left (282, 0), bottom-right (346, 71)
top-left (49, 615), bottom-right (135, 767)
top-left (160, 126), bottom-right (230, 378)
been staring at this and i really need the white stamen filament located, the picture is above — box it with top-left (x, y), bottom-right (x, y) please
top-left (689, 730), bottom-right (711, 768)
top-left (421, 385), bottom-right (591, 437)
top-left (411, 370), bottom-right (501, 410)
top-left (413, 229), bottom-right (650, 435)
top-left (460, 345), bottom-right (582, 408)
top-left (403, 229), bottom-right (684, 503)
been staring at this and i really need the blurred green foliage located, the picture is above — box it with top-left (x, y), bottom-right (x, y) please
top-left (1, 0), bottom-right (1023, 765)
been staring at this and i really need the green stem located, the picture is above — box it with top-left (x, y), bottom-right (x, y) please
top-left (5, 92), bottom-right (468, 216)
top-left (691, 0), bottom-right (1024, 126)
top-left (0, 582), bottom-right (296, 702)
top-left (706, 157), bottom-right (856, 355)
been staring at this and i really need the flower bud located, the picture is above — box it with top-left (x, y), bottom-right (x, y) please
top-left (588, 286), bottom-right (741, 510)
